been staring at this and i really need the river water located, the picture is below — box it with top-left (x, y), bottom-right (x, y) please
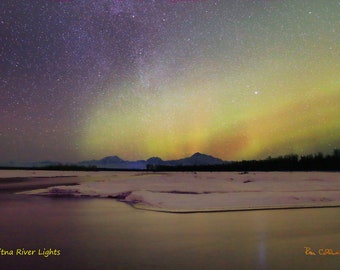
top-left (0, 194), bottom-right (339, 270)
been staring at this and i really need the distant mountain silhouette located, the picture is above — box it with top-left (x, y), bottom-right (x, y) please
top-left (175, 152), bottom-right (224, 166)
top-left (99, 156), bottom-right (124, 164)
top-left (79, 156), bottom-right (145, 170)
top-left (79, 152), bottom-right (225, 169)
top-left (146, 157), bottom-right (165, 165)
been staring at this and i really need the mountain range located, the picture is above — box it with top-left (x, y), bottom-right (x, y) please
top-left (79, 152), bottom-right (225, 170)
top-left (1, 153), bottom-right (226, 170)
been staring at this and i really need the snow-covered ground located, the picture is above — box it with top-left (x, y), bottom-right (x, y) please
top-left (8, 170), bottom-right (339, 213)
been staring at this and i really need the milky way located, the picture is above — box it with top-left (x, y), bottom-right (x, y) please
top-left (1, 0), bottom-right (339, 163)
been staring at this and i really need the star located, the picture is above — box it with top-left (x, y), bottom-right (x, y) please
top-left (0, 0), bottom-right (338, 163)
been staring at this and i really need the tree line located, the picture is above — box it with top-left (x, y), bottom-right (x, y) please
top-left (152, 149), bottom-right (340, 172)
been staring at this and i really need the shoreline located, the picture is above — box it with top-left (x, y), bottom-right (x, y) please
top-left (0, 176), bottom-right (83, 193)
top-left (130, 201), bottom-right (340, 214)
top-left (0, 177), bottom-right (115, 194)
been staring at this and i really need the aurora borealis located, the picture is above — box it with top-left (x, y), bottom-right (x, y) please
top-left (1, 0), bottom-right (339, 163)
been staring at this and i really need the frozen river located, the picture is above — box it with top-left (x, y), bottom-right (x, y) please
top-left (1, 193), bottom-right (339, 270)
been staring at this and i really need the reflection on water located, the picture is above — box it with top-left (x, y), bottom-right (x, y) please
top-left (0, 194), bottom-right (339, 270)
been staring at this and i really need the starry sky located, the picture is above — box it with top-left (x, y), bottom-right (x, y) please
top-left (1, 0), bottom-right (339, 163)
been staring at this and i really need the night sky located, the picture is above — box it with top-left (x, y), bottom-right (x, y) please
top-left (1, 0), bottom-right (339, 163)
